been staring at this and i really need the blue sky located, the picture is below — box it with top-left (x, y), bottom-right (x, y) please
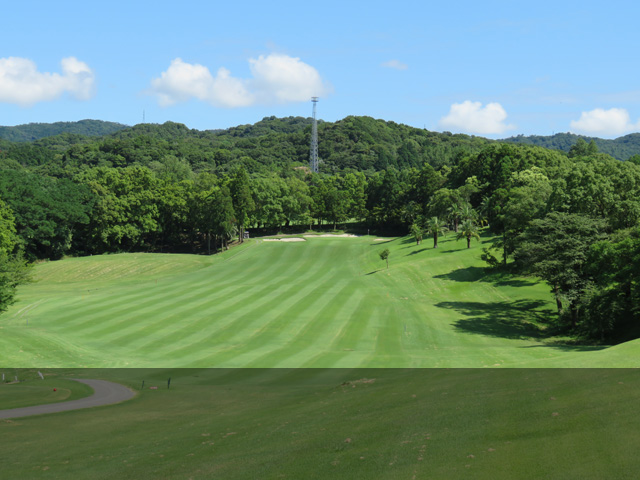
top-left (1, 0), bottom-right (639, 138)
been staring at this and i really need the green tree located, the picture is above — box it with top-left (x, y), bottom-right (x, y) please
top-left (379, 248), bottom-right (390, 269)
top-left (456, 219), bottom-right (480, 248)
top-left (410, 223), bottom-right (423, 245)
top-left (0, 169), bottom-right (94, 260)
top-left (251, 176), bottom-right (286, 229)
top-left (514, 212), bottom-right (608, 327)
top-left (229, 166), bottom-right (254, 242)
top-left (0, 198), bottom-right (30, 314)
top-left (581, 228), bottom-right (640, 339)
top-left (447, 202), bottom-right (462, 233)
top-left (78, 166), bottom-right (160, 253)
top-left (0, 198), bottom-right (17, 256)
top-left (281, 176), bottom-right (312, 228)
top-left (425, 216), bottom-right (448, 248)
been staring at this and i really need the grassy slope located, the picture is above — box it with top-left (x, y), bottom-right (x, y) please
top-left (2, 233), bottom-right (637, 368)
top-left (3, 238), bottom-right (640, 478)
top-left (2, 368), bottom-right (640, 479)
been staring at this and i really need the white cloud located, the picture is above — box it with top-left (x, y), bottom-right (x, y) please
top-left (439, 100), bottom-right (515, 135)
top-left (381, 59), bottom-right (408, 71)
top-left (150, 54), bottom-right (331, 108)
top-left (570, 108), bottom-right (640, 136)
top-left (150, 59), bottom-right (252, 108)
top-left (0, 56), bottom-right (95, 106)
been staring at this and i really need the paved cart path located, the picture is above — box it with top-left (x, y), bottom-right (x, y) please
top-left (0, 379), bottom-right (135, 419)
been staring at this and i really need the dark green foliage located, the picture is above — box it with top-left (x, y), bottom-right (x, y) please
top-left (229, 166), bottom-right (255, 242)
top-left (504, 132), bottom-right (640, 161)
top-left (0, 198), bottom-right (30, 313)
top-left (78, 166), bottom-right (161, 253)
top-left (0, 120), bottom-right (128, 142)
top-left (0, 168), bottom-right (94, 260)
top-left (0, 252), bottom-right (31, 314)
top-left (378, 248), bottom-right (390, 269)
top-left (0, 198), bottom-right (17, 256)
top-left (581, 229), bottom-right (640, 340)
top-left (513, 212), bottom-right (609, 328)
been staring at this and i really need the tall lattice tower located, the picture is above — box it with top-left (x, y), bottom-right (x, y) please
top-left (309, 97), bottom-right (319, 173)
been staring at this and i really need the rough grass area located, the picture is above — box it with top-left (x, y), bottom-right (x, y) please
top-left (1, 368), bottom-right (640, 479)
top-left (0, 377), bottom-right (94, 410)
top-left (2, 234), bottom-right (637, 368)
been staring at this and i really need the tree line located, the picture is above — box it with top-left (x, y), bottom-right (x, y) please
top-left (1, 118), bottom-right (639, 342)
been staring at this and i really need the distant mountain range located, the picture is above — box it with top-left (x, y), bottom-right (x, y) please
top-left (0, 119), bottom-right (129, 142)
top-left (501, 132), bottom-right (640, 161)
top-left (2, 119), bottom-right (639, 161)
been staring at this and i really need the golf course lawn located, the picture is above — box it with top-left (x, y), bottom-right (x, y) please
top-left (2, 232), bottom-right (636, 369)
top-left (2, 233), bottom-right (640, 479)
top-left (2, 368), bottom-right (640, 480)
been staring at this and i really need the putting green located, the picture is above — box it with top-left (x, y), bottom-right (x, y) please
top-left (1, 234), bottom-right (637, 368)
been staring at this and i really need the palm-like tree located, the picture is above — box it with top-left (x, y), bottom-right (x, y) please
top-left (460, 203), bottom-right (478, 223)
top-left (409, 223), bottom-right (423, 245)
top-left (456, 219), bottom-right (481, 248)
top-left (426, 216), bottom-right (448, 248)
top-left (447, 202), bottom-right (462, 232)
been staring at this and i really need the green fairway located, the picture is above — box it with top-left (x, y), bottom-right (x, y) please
top-left (2, 368), bottom-right (640, 480)
top-left (1, 233), bottom-right (637, 368)
top-left (3, 236), bottom-right (640, 479)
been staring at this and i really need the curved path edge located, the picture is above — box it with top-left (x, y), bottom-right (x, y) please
top-left (0, 379), bottom-right (136, 419)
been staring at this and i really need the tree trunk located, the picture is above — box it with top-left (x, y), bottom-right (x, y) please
top-left (554, 284), bottom-right (563, 315)
top-left (207, 232), bottom-right (211, 255)
top-left (433, 233), bottom-right (438, 248)
top-left (502, 230), bottom-right (508, 266)
top-left (569, 300), bottom-right (578, 328)
top-left (467, 236), bottom-right (471, 248)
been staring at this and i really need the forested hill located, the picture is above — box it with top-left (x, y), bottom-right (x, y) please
top-left (502, 132), bottom-right (640, 161)
top-left (1, 116), bottom-right (494, 174)
top-left (2, 114), bottom-right (640, 342)
top-left (0, 119), bottom-right (129, 142)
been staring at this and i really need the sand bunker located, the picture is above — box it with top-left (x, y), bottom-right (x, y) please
top-left (303, 234), bottom-right (359, 238)
top-left (263, 238), bottom-right (306, 242)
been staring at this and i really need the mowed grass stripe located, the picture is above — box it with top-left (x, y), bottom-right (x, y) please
top-left (29, 240), bottom-right (272, 330)
top-left (52, 279), bottom-right (226, 338)
top-left (47, 242), bottom-right (301, 342)
top-left (7, 234), bottom-right (622, 368)
top-left (170, 267), bottom-right (347, 366)
top-left (175, 239), bottom-right (365, 367)
top-left (226, 278), bottom-right (360, 368)
top-left (194, 279), bottom-right (353, 368)
top-left (70, 243), bottom-right (309, 354)
top-left (149, 241), bottom-right (345, 365)
top-left (245, 283), bottom-right (367, 368)
top-left (107, 243), bottom-right (328, 357)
